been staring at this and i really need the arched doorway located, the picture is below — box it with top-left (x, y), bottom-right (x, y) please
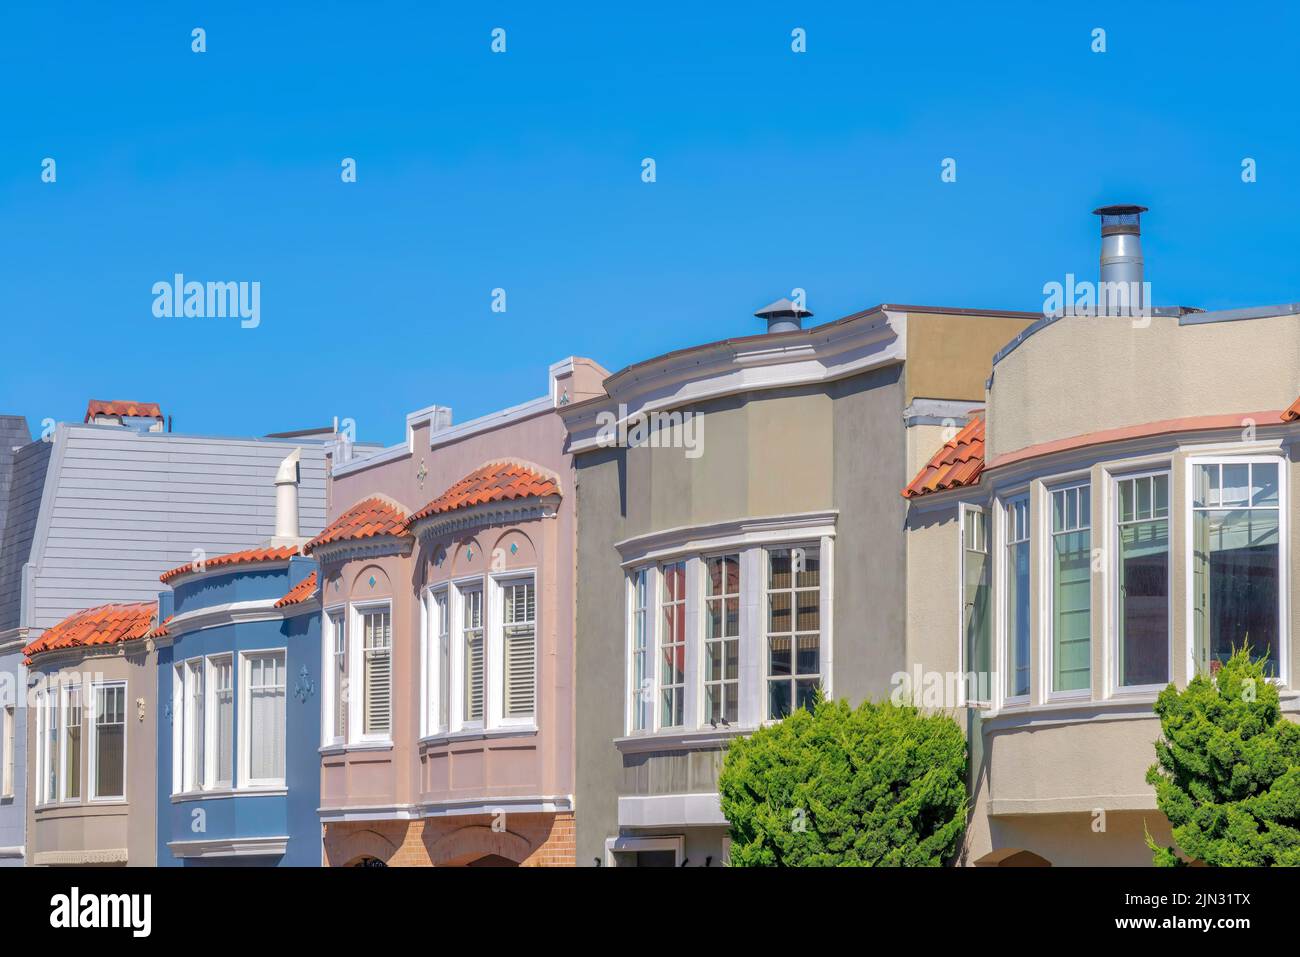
top-left (973, 848), bottom-right (1052, 867)
top-left (466, 854), bottom-right (519, 867)
top-left (351, 856), bottom-right (388, 867)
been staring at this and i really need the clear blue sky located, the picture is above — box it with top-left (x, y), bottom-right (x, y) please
top-left (2, 1), bottom-right (1296, 445)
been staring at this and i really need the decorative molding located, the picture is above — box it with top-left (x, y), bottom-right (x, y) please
top-left (408, 497), bottom-right (560, 542)
top-left (614, 726), bottom-right (751, 754)
top-left (34, 847), bottom-right (128, 866)
top-left (168, 836), bottom-right (290, 859)
top-left (307, 535), bottom-right (413, 565)
top-left (618, 793), bottom-right (726, 828)
top-left (614, 510), bottom-right (838, 567)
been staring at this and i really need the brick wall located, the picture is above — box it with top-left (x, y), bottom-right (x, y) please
top-left (323, 811), bottom-right (576, 867)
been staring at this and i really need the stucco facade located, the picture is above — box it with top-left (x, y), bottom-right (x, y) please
top-left (313, 358), bottom-right (604, 866)
top-left (563, 304), bottom-right (1036, 866)
top-left (903, 305), bottom-right (1300, 865)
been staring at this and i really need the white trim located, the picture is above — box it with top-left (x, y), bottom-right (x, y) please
top-left (87, 680), bottom-right (127, 802)
top-left (488, 570), bottom-right (538, 727)
top-left (168, 836), bottom-right (289, 859)
top-left (617, 793), bottom-right (727, 828)
top-left (418, 725), bottom-right (538, 747)
top-left (34, 848), bottom-right (128, 866)
top-left (164, 598), bottom-right (289, 637)
top-left (615, 510), bottom-right (838, 566)
top-left (349, 600), bottom-right (393, 745)
top-left (0, 845), bottom-right (24, 860)
top-left (449, 576), bottom-right (485, 733)
top-left (418, 794), bottom-right (574, 818)
top-left (614, 725), bottom-right (754, 754)
top-left (1183, 453), bottom-right (1289, 686)
top-left (603, 834), bottom-right (686, 867)
top-left (1043, 478), bottom-right (1093, 702)
top-left (238, 648), bottom-right (288, 788)
top-left (322, 604), bottom-right (347, 747)
top-left (1108, 466), bottom-right (1174, 697)
top-left (171, 786), bottom-right (286, 803)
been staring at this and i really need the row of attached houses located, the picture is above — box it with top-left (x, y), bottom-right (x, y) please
top-left (1, 206), bottom-right (1296, 866)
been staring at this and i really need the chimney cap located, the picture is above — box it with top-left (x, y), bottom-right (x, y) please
top-left (1092, 204), bottom-right (1148, 217)
top-left (753, 297), bottom-right (813, 321)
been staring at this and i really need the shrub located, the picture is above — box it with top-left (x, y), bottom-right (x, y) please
top-left (1146, 647), bottom-right (1300, 866)
top-left (718, 695), bottom-right (967, 866)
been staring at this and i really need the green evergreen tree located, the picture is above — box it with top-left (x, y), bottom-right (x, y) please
top-left (718, 695), bottom-right (966, 866)
top-left (1147, 647), bottom-right (1300, 866)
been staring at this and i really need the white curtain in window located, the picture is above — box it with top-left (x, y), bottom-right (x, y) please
top-left (248, 654), bottom-right (285, 781)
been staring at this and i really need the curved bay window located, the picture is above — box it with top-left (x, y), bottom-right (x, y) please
top-left (1192, 460), bottom-right (1282, 677)
top-left (1116, 472), bottom-right (1170, 688)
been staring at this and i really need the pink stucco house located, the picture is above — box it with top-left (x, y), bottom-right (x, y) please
top-left (305, 357), bottom-right (606, 866)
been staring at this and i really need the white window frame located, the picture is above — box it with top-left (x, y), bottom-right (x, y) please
top-left (322, 606), bottom-right (347, 747)
top-left (620, 525), bottom-right (835, 737)
top-left (1, 704), bottom-right (14, 799)
top-left (59, 682), bottom-right (82, 803)
top-left (449, 578), bottom-right (485, 734)
top-left (603, 834), bottom-right (686, 867)
top-left (1184, 454), bottom-right (1289, 687)
top-left (489, 569), bottom-right (538, 728)
top-left (238, 649), bottom-right (287, 789)
top-left (348, 601), bottom-right (392, 744)
top-left (1109, 467), bottom-right (1174, 697)
top-left (625, 566), bottom-right (654, 735)
top-left (88, 681), bottom-right (127, 802)
top-left (1044, 479), bottom-right (1093, 702)
top-left (420, 587), bottom-right (452, 738)
top-left (1000, 493), bottom-right (1032, 705)
top-left (701, 552), bottom-right (742, 728)
top-left (208, 654), bottom-right (234, 789)
top-left (762, 543), bottom-right (825, 722)
top-left (658, 559), bottom-right (688, 729)
top-left (959, 502), bottom-right (992, 708)
top-left (35, 688), bottom-right (56, 806)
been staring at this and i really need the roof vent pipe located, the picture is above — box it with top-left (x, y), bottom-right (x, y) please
top-left (1093, 204), bottom-right (1147, 316)
top-left (754, 297), bottom-right (813, 334)
top-left (273, 448), bottom-right (302, 543)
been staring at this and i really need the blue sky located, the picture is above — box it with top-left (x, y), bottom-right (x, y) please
top-left (2, 1), bottom-right (1296, 445)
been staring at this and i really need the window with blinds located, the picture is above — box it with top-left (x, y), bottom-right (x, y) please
top-left (502, 579), bottom-right (536, 719)
top-left (362, 610), bottom-right (392, 736)
top-left (43, 692), bottom-right (58, 803)
top-left (93, 684), bottom-right (125, 799)
top-left (462, 588), bottom-right (484, 723)
top-left (428, 590), bottom-right (450, 733)
top-left (184, 659), bottom-right (205, 792)
top-left (246, 652), bottom-right (286, 783)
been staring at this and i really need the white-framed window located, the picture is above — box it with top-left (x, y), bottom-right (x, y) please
top-left (210, 656), bottom-right (234, 788)
top-left (659, 560), bottom-right (687, 728)
top-left (182, 659), bottom-right (205, 792)
top-left (323, 609), bottom-right (347, 745)
top-left (628, 568), bottom-right (652, 733)
top-left (1049, 483), bottom-right (1092, 695)
top-left (961, 504), bottom-right (992, 706)
top-left (497, 576), bottom-right (537, 722)
top-left (37, 688), bottom-right (57, 805)
top-left (240, 651), bottom-right (286, 787)
top-left (1, 705), bottom-right (14, 798)
top-left (422, 588), bottom-right (451, 736)
top-left (458, 585), bottom-right (485, 726)
top-left (703, 554), bottom-right (740, 726)
top-left (1190, 457), bottom-right (1286, 679)
top-left (361, 609), bottom-right (392, 736)
top-left (61, 684), bottom-right (81, 801)
top-left (1114, 471), bottom-right (1170, 690)
top-left (1004, 496), bottom-right (1031, 700)
top-left (90, 682), bottom-right (126, 800)
top-left (766, 546), bottom-right (821, 719)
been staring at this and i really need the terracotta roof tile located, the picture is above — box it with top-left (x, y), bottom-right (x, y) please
top-left (23, 602), bottom-right (158, 661)
top-left (1284, 397), bottom-right (1300, 422)
top-left (85, 399), bottom-right (163, 422)
top-left (160, 545), bottom-right (301, 583)
top-left (902, 414), bottom-right (986, 499)
top-left (305, 497), bottom-right (411, 553)
top-left (407, 461), bottom-right (560, 525)
top-left (274, 571), bottom-right (318, 608)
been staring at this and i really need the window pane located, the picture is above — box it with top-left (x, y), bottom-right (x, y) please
top-left (963, 520), bottom-right (992, 701)
top-left (1221, 464), bottom-right (1250, 508)
top-left (215, 660), bottom-right (233, 788)
top-left (658, 562), bottom-right (686, 728)
top-left (766, 547), bottom-right (821, 719)
top-left (1052, 527), bottom-right (1091, 692)
top-left (503, 580), bottom-right (536, 719)
top-left (1252, 463), bottom-right (1279, 507)
top-left (64, 688), bottom-right (81, 800)
top-left (1007, 538), bottom-right (1031, 697)
top-left (249, 653), bottom-right (286, 781)
top-left (1193, 508), bottom-right (1280, 675)
top-left (462, 590), bottom-right (484, 723)
top-left (1118, 516), bottom-right (1170, 686)
top-left (94, 687), bottom-right (124, 799)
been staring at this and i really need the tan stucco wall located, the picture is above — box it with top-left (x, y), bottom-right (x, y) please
top-left (904, 312), bottom-right (1035, 406)
top-left (26, 643), bottom-right (157, 866)
top-left (987, 312), bottom-right (1300, 460)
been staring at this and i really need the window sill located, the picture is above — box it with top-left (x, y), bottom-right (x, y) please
top-left (171, 786), bottom-right (286, 803)
top-left (420, 725), bottom-right (539, 746)
top-left (320, 740), bottom-right (393, 754)
top-left (615, 726), bottom-right (755, 754)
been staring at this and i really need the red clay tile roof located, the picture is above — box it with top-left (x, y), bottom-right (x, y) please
top-left (85, 399), bottom-right (163, 422)
top-left (23, 602), bottom-right (158, 661)
top-left (305, 496), bottom-right (411, 553)
top-left (274, 571), bottom-right (318, 608)
top-left (407, 461), bottom-right (560, 525)
top-left (902, 414), bottom-right (986, 499)
top-left (148, 615), bottom-right (173, 639)
top-left (1284, 397), bottom-right (1300, 422)
top-left (160, 545), bottom-right (301, 583)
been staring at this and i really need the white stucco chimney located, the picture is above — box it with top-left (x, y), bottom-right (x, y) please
top-left (272, 448), bottom-right (302, 545)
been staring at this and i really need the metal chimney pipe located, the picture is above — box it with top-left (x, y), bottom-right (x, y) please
top-left (753, 297), bottom-right (813, 334)
top-left (1093, 204), bottom-right (1147, 315)
top-left (273, 447), bottom-right (302, 542)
